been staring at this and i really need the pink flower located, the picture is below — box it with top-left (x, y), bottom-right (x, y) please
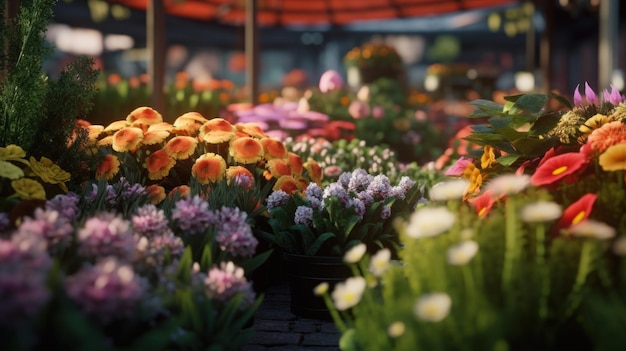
top-left (584, 82), bottom-right (599, 105)
top-left (372, 106), bottom-right (385, 119)
top-left (318, 70), bottom-right (344, 93)
top-left (573, 84), bottom-right (583, 106)
top-left (444, 157), bottom-right (473, 176)
top-left (348, 100), bottom-right (370, 119)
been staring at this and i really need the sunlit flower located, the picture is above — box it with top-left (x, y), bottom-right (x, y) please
top-left (143, 149), bottom-right (175, 180)
top-left (554, 193), bottom-right (597, 235)
top-left (599, 143), bottom-right (626, 171)
top-left (96, 154), bottom-right (120, 180)
top-left (484, 173), bottom-right (531, 196)
top-left (288, 152), bottom-right (304, 176)
top-left (261, 137), bottom-right (288, 159)
top-left (480, 145), bottom-right (497, 169)
top-left (405, 206), bottom-right (456, 238)
top-left (266, 158), bottom-right (293, 178)
top-left (126, 106), bottom-right (163, 124)
top-left (469, 190), bottom-right (497, 217)
top-left (462, 163), bottom-right (483, 195)
top-left (145, 184), bottom-right (166, 204)
top-left (163, 136), bottom-right (198, 160)
top-left (230, 136), bottom-right (264, 164)
top-left (429, 179), bottom-right (470, 201)
top-left (103, 120), bottom-right (130, 134)
top-left (142, 129), bottom-right (170, 145)
top-left (0, 160), bottom-right (24, 179)
top-left (112, 127), bottom-right (143, 152)
top-left (519, 201), bottom-right (563, 223)
top-left (314, 282), bottom-right (329, 296)
top-left (531, 152), bottom-right (586, 186)
top-left (578, 114), bottom-right (611, 142)
top-left (192, 152), bottom-right (227, 183)
top-left (236, 122), bottom-right (267, 139)
top-left (566, 219), bottom-right (616, 240)
top-left (414, 293), bottom-right (452, 322)
top-left (0, 144), bottom-right (26, 161)
top-left (344, 243), bottom-right (367, 263)
top-left (12, 178), bottom-right (46, 200)
top-left (387, 322), bottom-right (406, 338)
top-left (332, 276), bottom-right (367, 311)
top-left (29, 156), bottom-right (71, 185)
top-left (200, 118), bottom-right (236, 143)
top-left (585, 121), bottom-right (626, 155)
top-left (304, 159), bottom-right (323, 184)
top-left (447, 240), bottom-right (479, 265)
top-left (369, 248), bottom-right (391, 277)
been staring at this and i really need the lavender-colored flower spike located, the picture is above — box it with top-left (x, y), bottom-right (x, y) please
top-left (584, 82), bottom-right (598, 105)
top-left (573, 84), bottom-right (583, 106)
top-left (608, 85), bottom-right (624, 105)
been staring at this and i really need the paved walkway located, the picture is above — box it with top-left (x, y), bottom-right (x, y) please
top-left (242, 282), bottom-right (341, 351)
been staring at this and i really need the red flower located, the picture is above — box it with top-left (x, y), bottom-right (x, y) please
top-left (530, 152), bottom-right (587, 186)
top-left (553, 193), bottom-right (597, 236)
top-left (469, 190), bottom-right (497, 218)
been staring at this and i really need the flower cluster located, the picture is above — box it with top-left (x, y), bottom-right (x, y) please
top-left (263, 168), bottom-right (422, 256)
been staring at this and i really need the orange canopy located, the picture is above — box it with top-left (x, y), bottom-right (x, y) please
top-left (108, 0), bottom-right (518, 27)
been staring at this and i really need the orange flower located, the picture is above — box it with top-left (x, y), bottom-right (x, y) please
top-left (142, 130), bottom-right (171, 145)
top-left (97, 135), bottom-right (113, 147)
top-left (147, 122), bottom-right (174, 132)
top-left (86, 125), bottom-right (104, 143)
top-left (288, 152), bottom-right (303, 176)
top-left (266, 159), bottom-right (293, 178)
top-left (230, 136), bottom-right (264, 164)
top-left (175, 112), bottom-right (209, 125)
top-left (192, 153), bottom-right (227, 183)
top-left (112, 127), bottom-right (144, 152)
top-left (103, 120), bottom-right (130, 134)
top-left (200, 118), bottom-right (236, 143)
top-left (168, 185), bottom-right (190, 199)
top-left (95, 154), bottom-right (120, 180)
top-left (127, 107), bottom-right (163, 127)
top-left (304, 159), bottom-right (323, 184)
top-left (226, 166), bottom-right (255, 189)
top-left (143, 149), bottom-right (175, 180)
top-left (599, 143), bottom-right (626, 171)
top-left (145, 184), bottom-right (166, 204)
top-left (237, 123), bottom-right (267, 139)
top-left (586, 121), bottom-right (626, 154)
top-left (261, 137), bottom-right (288, 159)
top-left (164, 136), bottom-right (198, 160)
top-left (273, 175), bottom-right (300, 194)
top-left (480, 145), bottom-right (497, 169)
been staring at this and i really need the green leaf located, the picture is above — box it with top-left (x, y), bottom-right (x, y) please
top-left (307, 232), bottom-right (336, 256)
top-left (469, 99), bottom-right (504, 114)
top-left (496, 154), bottom-right (520, 167)
top-left (240, 249), bottom-right (274, 273)
top-left (529, 112), bottom-right (563, 136)
top-left (512, 93), bottom-right (549, 113)
top-left (549, 91), bottom-right (573, 110)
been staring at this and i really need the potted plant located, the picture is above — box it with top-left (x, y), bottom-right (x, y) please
top-left (260, 168), bottom-right (423, 318)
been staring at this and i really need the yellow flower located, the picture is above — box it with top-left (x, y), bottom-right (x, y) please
top-left (29, 156), bottom-right (71, 186)
top-left (0, 160), bottom-right (24, 179)
top-left (230, 136), bottom-right (264, 164)
top-left (96, 154), bottom-right (121, 180)
top-left (12, 178), bottom-right (46, 200)
top-left (480, 145), bottom-right (496, 169)
top-left (599, 143), bottom-right (626, 171)
top-left (143, 149), bottom-right (176, 180)
top-left (0, 144), bottom-right (26, 161)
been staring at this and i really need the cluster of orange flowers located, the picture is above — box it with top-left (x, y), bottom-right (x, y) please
top-left (84, 107), bottom-right (323, 200)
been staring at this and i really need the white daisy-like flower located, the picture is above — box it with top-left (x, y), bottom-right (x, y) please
top-left (446, 240), bottom-right (479, 266)
top-left (428, 178), bottom-right (470, 201)
top-left (484, 174), bottom-right (531, 197)
top-left (314, 282), bottom-right (329, 296)
top-left (568, 220), bottom-right (616, 240)
top-left (387, 321), bottom-right (406, 338)
top-left (405, 206), bottom-right (456, 238)
top-left (344, 243), bottom-right (367, 263)
top-left (519, 201), bottom-right (563, 223)
top-left (332, 276), bottom-right (367, 311)
top-left (414, 293), bottom-right (452, 322)
top-left (369, 248), bottom-right (391, 277)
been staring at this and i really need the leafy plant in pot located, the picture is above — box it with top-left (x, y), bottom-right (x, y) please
top-left (260, 168), bottom-right (423, 318)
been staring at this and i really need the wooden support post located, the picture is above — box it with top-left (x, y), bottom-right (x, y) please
top-left (245, 0), bottom-right (259, 105)
top-left (147, 0), bottom-right (166, 114)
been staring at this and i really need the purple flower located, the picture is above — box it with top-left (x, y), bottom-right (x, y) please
top-left (357, 191), bottom-right (374, 207)
top-left (213, 207), bottom-right (258, 258)
top-left (65, 257), bottom-right (147, 323)
top-left (347, 169), bottom-right (373, 193)
top-left (319, 69), bottom-right (344, 93)
top-left (17, 208), bottom-right (74, 251)
top-left (0, 234), bottom-right (51, 323)
top-left (46, 193), bottom-right (80, 221)
top-left (132, 204), bottom-right (170, 237)
top-left (573, 84), bottom-right (583, 106)
top-left (381, 205), bottom-right (392, 220)
top-left (267, 190), bottom-right (290, 210)
top-left (0, 212), bottom-right (10, 235)
top-left (294, 206), bottom-right (314, 226)
top-left (171, 195), bottom-right (215, 236)
top-left (346, 198), bottom-right (366, 219)
top-left (136, 231), bottom-right (185, 266)
top-left (366, 174), bottom-right (392, 201)
top-left (77, 212), bottom-right (137, 259)
top-left (305, 182), bottom-right (324, 202)
top-left (338, 171), bottom-right (352, 188)
top-left (585, 82), bottom-right (599, 105)
top-left (204, 261), bottom-right (255, 308)
top-left (603, 84), bottom-right (624, 105)
top-left (323, 183), bottom-right (349, 204)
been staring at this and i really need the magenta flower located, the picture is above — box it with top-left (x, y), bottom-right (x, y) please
top-left (77, 212), bottom-right (137, 259)
top-left (603, 84), bottom-right (625, 105)
top-left (318, 69), bottom-right (344, 93)
top-left (212, 207), bottom-right (258, 258)
top-left (17, 208), bottom-right (74, 252)
top-left (584, 82), bottom-right (599, 105)
top-left (204, 261), bottom-right (255, 307)
top-left (65, 257), bottom-right (147, 323)
top-left (573, 84), bottom-right (583, 106)
top-left (445, 157), bottom-right (473, 176)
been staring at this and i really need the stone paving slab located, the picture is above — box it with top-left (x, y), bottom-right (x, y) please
top-left (242, 283), bottom-right (341, 351)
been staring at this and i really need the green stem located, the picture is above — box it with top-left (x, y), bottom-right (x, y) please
top-left (502, 200), bottom-right (517, 292)
top-left (535, 224), bottom-right (549, 320)
top-left (322, 293), bottom-right (348, 332)
top-left (565, 240), bottom-right (594, 318)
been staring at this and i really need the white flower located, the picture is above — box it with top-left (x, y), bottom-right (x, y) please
top-left (414, 293), bottom-right (452, 322)
top-left (314, 282), bottom-right (329, 296)
top-left (612, 236), bottom-right (626, 256)
top-left (344, 243), bottom-right (367, 263)
top-left (484, 174), bottom-right (531, 196)
top-left (332, 276), bottom-right (367, 311)
top-left (428, 179), bottom-right (470, 201)
top-left (405, 207), bottom-right (456, 238)
top-left (369, 248), bottom-right (391, 276)
top-left (447, 240), bottom-right (479, 266)
top-left (387, 321), bottom-right (406, 337)
top-left (519, 201), bottom-right (562, 223)
top-left (568, 220), bottom-right (616, 240)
